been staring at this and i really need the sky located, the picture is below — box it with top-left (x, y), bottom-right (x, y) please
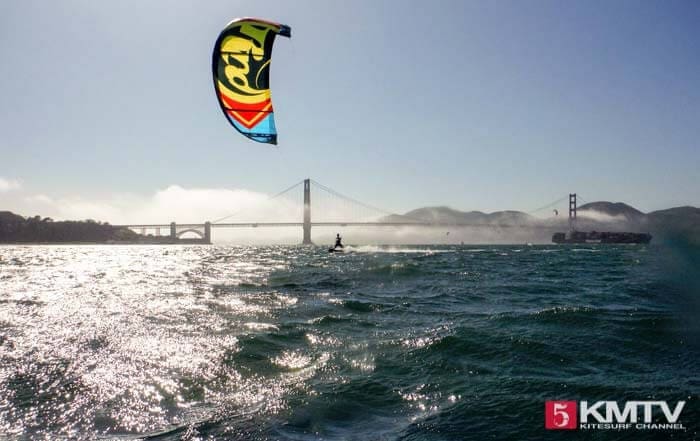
top-left (1, 0), bottom-right (699, 225)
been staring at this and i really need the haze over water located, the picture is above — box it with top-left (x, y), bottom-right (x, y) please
top-left (0, 244), bottom-right (697, 440)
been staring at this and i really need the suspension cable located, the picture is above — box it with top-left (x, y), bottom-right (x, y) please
top-left (215, 180), bottom-right (578, 225)
top-left (310, 179), bottom-right (425, 223)
top-left (212, 179), bottom-right (305, 224)
top-left (526, 195), bottom-right (569, 215)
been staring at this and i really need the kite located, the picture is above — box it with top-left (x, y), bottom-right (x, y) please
top-left (212, 18), bottom-right (291, 144)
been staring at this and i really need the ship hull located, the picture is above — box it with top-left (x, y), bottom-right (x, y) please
top-left (552, 231), bottom-right (652, 244)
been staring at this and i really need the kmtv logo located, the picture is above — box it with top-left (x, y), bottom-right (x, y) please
top-left (545, 401), bottom-right (577, 429)
top-left (545, 400), bottom-right (687, 431)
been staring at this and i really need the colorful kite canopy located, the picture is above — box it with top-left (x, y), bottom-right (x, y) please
top-left (212, 18), bottom-right (291, 145)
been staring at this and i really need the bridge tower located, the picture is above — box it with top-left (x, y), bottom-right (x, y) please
top-left (303, 178), bottom-right (312, 244)
top-left (204, 222), bottom-right (212, 244)
top-left (569, 193), bottom-right (577, 232)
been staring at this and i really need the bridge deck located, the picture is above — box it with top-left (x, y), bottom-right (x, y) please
top-left (116, 222), bottom-right (553, 229)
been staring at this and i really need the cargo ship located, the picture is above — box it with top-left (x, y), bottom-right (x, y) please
top-left (551, 194), bottom-right (652, 244)
top-left (552, 230), bottom-right (652, 244)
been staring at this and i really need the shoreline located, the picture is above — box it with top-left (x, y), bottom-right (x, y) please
top-left (0, 240), bottom-right (210, 246)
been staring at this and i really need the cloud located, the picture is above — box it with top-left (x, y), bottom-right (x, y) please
top-left (577, 209), bottom-right (627, 223)
top-left (0, 177), bottom-right (21, 192)
top-left (24, 194), bottom-right (53, 205)
top-left (20, 185), bottom-right (303, 225)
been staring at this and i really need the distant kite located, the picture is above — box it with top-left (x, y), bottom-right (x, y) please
top-left (553, 209), bottom-right (559, 216)
top-left (212, 18), bottom-right (291, 144)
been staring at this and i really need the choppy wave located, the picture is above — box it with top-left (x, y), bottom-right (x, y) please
top-left (0, 244), bottom-right (698, 440)
top-left (343, 245), bottom-right (455, 254)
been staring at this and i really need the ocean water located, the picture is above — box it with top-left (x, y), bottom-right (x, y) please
top-left (0, 244), bottom-right (698, 440)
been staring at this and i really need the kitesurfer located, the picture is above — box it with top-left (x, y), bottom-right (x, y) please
top-left (334, 233), bottom-right (344, 249)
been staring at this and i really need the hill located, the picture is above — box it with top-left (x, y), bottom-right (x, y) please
top-left (0, 211), bottom-right (139, 243)
top-left (0, 211), bottom-right (181, 243)
top-left (381, 202), bottom-right (700, 244)
top-left (577, 202), bottom-right (646, 223)
top-left (647, 206), bottom-right (700, 243)
top-left (383, 206), bottom-right (536, 225)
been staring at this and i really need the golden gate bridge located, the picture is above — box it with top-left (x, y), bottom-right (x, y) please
top-left (116, 179), bottom-right (567, 244)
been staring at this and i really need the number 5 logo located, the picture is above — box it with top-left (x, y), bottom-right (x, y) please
top-left (545, 401), bottom-right (577, 430)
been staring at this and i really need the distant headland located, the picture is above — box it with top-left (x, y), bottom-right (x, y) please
top-left (0, 211), bottom-right (200, 244)
top-left (382, 202), bottom-right (700, 245)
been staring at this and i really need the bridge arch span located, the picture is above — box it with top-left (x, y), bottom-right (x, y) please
top-left (176, 228), bottom-right (205, 239)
